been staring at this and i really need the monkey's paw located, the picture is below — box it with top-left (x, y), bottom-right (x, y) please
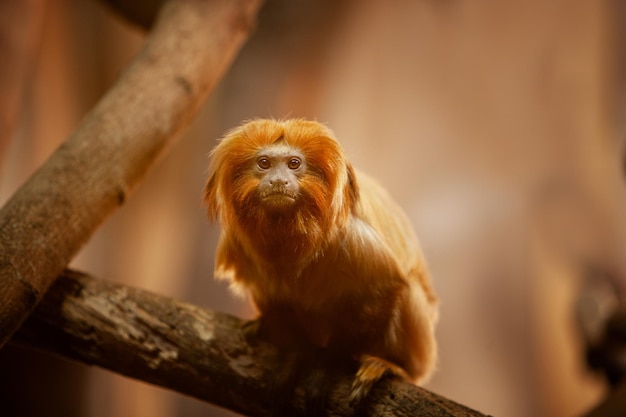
top-left (240, 318), bottom-right (262, 343)
top-left (349, 356), bottom-right (407, 406)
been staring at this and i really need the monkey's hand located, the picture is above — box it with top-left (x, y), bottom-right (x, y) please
top-left (349, 355), bottom-right (410, 406)
top-left (240, 318), bottom-right (263, 343)
top-left (240, 311), bottom-right (306, 349)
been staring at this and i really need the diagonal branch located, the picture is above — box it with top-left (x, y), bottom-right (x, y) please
top-left (14, 270), bottom-right (489, 417)
top-left (0, 0), bottom-right (263, 348)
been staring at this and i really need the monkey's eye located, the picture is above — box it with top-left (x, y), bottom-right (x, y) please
top-left (287, 157), bottom-right (301, 170)
top-left (257, 157), bottom-right (271, 169)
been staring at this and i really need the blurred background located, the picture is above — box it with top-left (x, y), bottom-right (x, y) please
top-left (1, 0), bottom-right (626, 416)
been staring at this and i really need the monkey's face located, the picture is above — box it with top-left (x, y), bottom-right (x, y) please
top-left (254, 144), bottom-right (306, 211)
top-left (205, 119), bottom-right (359, 235)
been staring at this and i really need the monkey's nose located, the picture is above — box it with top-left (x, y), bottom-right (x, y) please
top-left (269, 178), bottom-right (289, 186)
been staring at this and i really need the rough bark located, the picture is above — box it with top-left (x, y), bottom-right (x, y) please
top-left (14, 270), bottom-right (490, 417)
top-left (0, 0), bottom-right (263, 348)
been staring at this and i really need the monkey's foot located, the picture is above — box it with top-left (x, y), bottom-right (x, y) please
top-left (349, 356), bottom-right (407, 406)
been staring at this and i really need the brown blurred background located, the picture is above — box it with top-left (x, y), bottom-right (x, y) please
top-left (1, 0), bottom-right (626, 416)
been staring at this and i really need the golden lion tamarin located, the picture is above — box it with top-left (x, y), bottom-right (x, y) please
top-left (204, 118), bottom-right (438, 409)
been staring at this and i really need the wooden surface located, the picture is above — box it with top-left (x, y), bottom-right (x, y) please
top-left (0, 0), bottom-right (263, 348)
top-left (15, 270), bottom-right (490, 417)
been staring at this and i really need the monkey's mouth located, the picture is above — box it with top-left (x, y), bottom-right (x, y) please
top-left (260, 188), bottom-right (297, 207)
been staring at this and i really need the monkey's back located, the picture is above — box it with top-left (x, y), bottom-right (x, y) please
top-left (354, 170), bottom-right (437, 308)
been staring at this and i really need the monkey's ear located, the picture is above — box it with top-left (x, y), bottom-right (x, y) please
top-left (345, 163), bottom-right (360, 211)
top-left (203, 171), bottom-right (221, 220)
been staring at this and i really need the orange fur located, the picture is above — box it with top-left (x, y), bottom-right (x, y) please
top-left (204, 118), bottom-right (438, 402)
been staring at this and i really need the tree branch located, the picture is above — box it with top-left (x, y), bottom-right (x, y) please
top-left (0, 0), bottom-right (263, 348)
top-left (13, 270), bottom-right (489, 417)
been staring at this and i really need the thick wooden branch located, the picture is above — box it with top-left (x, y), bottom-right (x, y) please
top-left (0, 0), bottom-right (263, 348)
top-left (14, 270), bottom-right (489, 417)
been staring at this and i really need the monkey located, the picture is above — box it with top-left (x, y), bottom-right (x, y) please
top-left (204, 118), bottom-right (438, 412)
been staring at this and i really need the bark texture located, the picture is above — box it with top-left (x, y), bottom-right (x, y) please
top-left (0, 0), bottom-right (263, 348)
top-left (15, 270), bottom-right (490, 417)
